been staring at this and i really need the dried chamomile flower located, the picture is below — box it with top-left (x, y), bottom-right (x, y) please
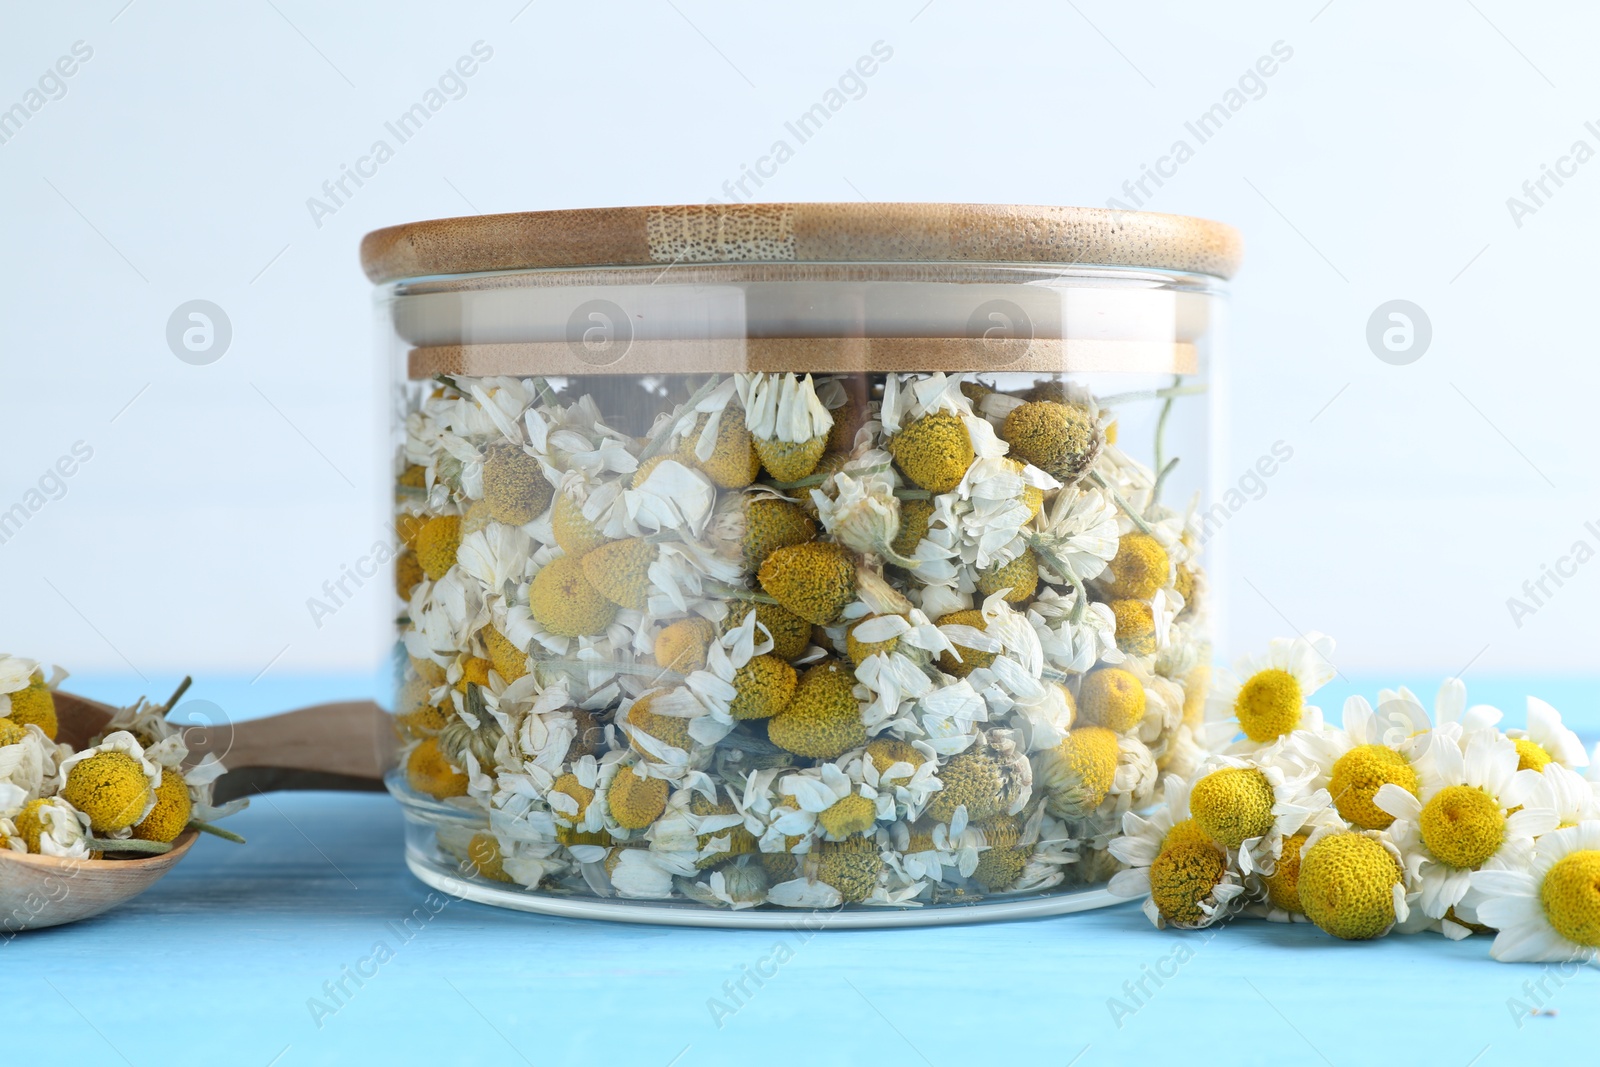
top-left (1077, 667), bottom-right (1147, 733)
top-left (1000, 400), bottom-right (1101, 483)
top-left (757, 541), bottom-right (857, 626)
top-left (480, 625), bottom-right (529, 684)
top-left (722, 600), bottom-right (811, 662)
top-left (581, 537), bottom-right (657, 611)
top-left (767, 660), bottom-right (867, 759)
top-left (935, 609), bottom-right (996, 678)
top-left (728, 654), bottom-right (798, 720)
top-left (482, 441), bottom-right (553, 525)
top-left (551, 487), bottom-right (610, 557)
top-left (413, 515), bottom-right (462, 581)
top-left (739, 372), bottom-right (834, 482)
top-left (530, 555), bottom-right (618, 637)
top-left (406, 737), bottom-right (470, 800)
top-left (58, 732), bottom-right (160, 834)
top-left (1034, 725), bottom-right (1120, 819)
top-left (0, 660), bottom-right (59, 741)
top-left (1102, 533), bottom-right (1170, 600)
top-left (679, 411), bottom-right (761, 489)
top-left (606, 763), bottom-right (669, 830)
top-left (976, 547), bottom-right (1039, 604)
top-left (655, 617), bottom-right (717, 674)
top-left (808, 836), bottom-right (884, 903)
top-left (131, 767), bottom-right (193, 844)
top-left (887, 411), bottom-right (974, 494)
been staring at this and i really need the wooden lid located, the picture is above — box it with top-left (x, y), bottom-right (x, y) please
top-left (361, 203), bottom-right (1241, 284)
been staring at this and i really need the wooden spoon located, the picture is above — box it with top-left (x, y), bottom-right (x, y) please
top-left (0, 690), bottom-right (388, 931)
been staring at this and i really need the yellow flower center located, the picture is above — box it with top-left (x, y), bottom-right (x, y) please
top-left (1161, 817), bottom-right (1214, 852)
top-left (1297, 832), bottom-right (1401, 940)
top-left (818, 794), bottom-right (877, 839)
top-left (1329, 745), bottom-right (1419, 830)
top-left (1263, 832), bottom-right (1308, 914)
top-left (1234, 668), bottom-right (1302, 742)
top-left (1513, 738), bottom-right (1553, 773)
top-left (1419, 784), bottom-right (1506, 870)
top-left (1189, 766), bottom-right (1275, 848)
top-left (61, 750), bottom-right (153, 834)
top-left (1077, 668), bottom-right (1146, 733)
top-left (1540, 850), bottom-right (1600, 948)
top-left (1148, 841), bottom-right (1226, 926)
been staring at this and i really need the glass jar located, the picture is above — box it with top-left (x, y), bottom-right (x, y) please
top-left (366, 204), bottom-right (1239, 927)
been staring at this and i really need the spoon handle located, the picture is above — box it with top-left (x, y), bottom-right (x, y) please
top-left (183, 701), bottom-right (391, 803)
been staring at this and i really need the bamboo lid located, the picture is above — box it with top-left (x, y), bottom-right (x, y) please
top-left (360, 203), bottom-right (1241, 283)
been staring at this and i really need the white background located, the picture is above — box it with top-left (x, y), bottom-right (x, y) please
top-left (0, 1), bottom-right (1594, 682)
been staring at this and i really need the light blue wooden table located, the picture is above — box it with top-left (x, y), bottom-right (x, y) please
top-left (20, 674), bottom-right (1597, 1066)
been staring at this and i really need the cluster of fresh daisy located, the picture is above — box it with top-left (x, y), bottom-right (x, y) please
top-left (393, 368), bottom-right (1213, 908)
top-left (1111, 632), bottom-right (1600, 964)
top-left (0, 657), bottom-right (244, 859)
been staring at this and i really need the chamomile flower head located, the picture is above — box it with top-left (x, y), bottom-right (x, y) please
top-left (969, 815), bottom-right (1031, 891)
top-left (13, 796), bottom-right (92, 858)
top-left (1000, 400), bottom-right (1102, 484)
top-left (1034, 726), bottom-right (1120, 820)
top-left (1296, 825), bottom-right (1409, 940)
top-left (925, 732), bottom-right (1031, 827)
top-left (1376, 728), bottom-right (1559, 919)
top-left (0, 664), bottom-right (60, 742)
top-left (1507, 697), bottom-right (1589, 773)
top-left (976, 547), bottom-right (1040, 604)
top-left (580, 537), bottom-right (657, 611)
top-left (887, 411), bottom-right (975, 494)
top-left (724, 494), bottom-right (817, 572)
top-left (654, 617), bottom-right (717, 674)
top-left (728, 654), bottom-right (798, 721)
top-left (413, 514), bottom-right (462, 581)
top-left (756, 541), bottom-right (857, 626)
top-left (1291, 695), bottom-right (1426, 831)
top-left (481, 441), bottom-right (553, 525)
top-left (1109, 598), bottom-right (1157, 656)
top-left (1185, 747), bottom-right (1330, 876)
top-left (807, 835), bottom-right (886, 903)
top-left (688, 791), bottom-right (759, 869)
top-left (1473, 822), bottom-right (1600, 962)
top-left (722, 599), bottom-right (811, 662)
top-left (605, 761), bottom-right (670, 831)
top-left (1101, 533), bottom-right (1171, 600)
top-left (406, 737), bottom-right (470, 800)
top-left (131, 767), bottom-right (193, 843)
top-left (677, 410), bottom-right (762, 489)
top-left (530, 555), bottom-right (618, 637)
top-left (57, 731), bottom-right (160, 834)
top-left (767, 660), bottom-right (867, 759)
top-left (935, 609), bottom-right (997, 678)
top-left (1202, 632), bottom-right (1336, 752)
top-left (738, 372), bottom-right (834, 481)
top-left (551, 486), bottom-right (610, 557)
top-left (1261, 831), bottom-right (1311, 917)
top-left (1077, 667), bottom-right (1147, 734)
top-left (1111, 788), bottom-right (1246, 931)
top-left (479, 625), bottom-right (529, 684)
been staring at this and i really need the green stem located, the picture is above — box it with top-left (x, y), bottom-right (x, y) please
top-left (190, 821), bottom-right (247, 844)
top-left (1095, 383), bottom-right (1207, 407)
top-left (705, 582), bottom-right (780, 606)
top-left (160, 676), bottom-right (193, 717)
top-left (1089, 470), bottom-right (1155, 536)
top-left (1151, 457), bottom-right (1180, 509)
top-left (87, 837), bottom-right (173, 855)
top-left (768, 460), bottom-right (893, 492)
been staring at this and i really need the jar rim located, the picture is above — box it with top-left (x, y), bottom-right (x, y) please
top-left (360, 202), bottom-right (1242, 284)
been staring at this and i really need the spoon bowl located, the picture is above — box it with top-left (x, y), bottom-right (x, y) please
top-left (0, 689), bottom-right (386, 931)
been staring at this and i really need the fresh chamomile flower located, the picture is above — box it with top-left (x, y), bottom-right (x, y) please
top-left (1185, 746), bottom-right (1331, 877)
top-left (1508, 762), bottom-right (1600, 828)
top-left (1111, 810), bottom-right (1246, 930)
top-left (1201, 632), bottom-right (1337, 752)
top-left (1375, 728), bottom-right (1559, 919)
top-left (737, 372), bottom-right (834, 481)
top-left (1506, 697), bottom-right (1589, 772)
top-left (1296, 823), bottom-right (1411, 940)
top-left (1291, 695), bottom-right (1425, 831)
top-left (1472, 822), bottom-right (1600, 962)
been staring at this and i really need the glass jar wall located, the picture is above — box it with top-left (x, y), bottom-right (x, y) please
top-left (367, 204), bottom-right (1238, 926)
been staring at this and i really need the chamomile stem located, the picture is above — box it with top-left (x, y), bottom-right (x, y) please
top-left (1089, 470), bottom-right (1156, 536)
top-left (189, 821), bottom-right (246, 844)
top-left (159, 676), bottom-right (193, 717)
top-left (87, 837), bottom-right (173, 854)
top-left (636, 375), bottom-right (724, 465)
top-left (768, 461), bottom-right (893, 492)
top-left (1151, 457), bottom-right (1180, 509)
top-left (706, 582), bottom-right (781, 606)
top-left (1095, 383), bottom-right (1207, 407)
top-left (1150, 374), bottom-right (1179, 507)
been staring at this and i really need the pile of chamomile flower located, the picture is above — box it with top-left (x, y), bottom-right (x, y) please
top-left (393, 369), bottom-right (1213, 908)
top-left (0, 656), bottom-right (244, 859)
top-left (1110, 631), bottom-right (1600, 963)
